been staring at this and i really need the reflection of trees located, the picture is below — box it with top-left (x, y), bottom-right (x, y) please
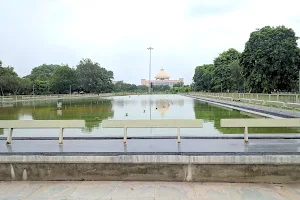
top-left (0, 99), bottom-right (114, 133)
top-left (113, 99), bottom-right (124, 108)
top-left (30, 99), bottom-right (114, 132)
top-left (193, 100), bottom-right (300, 134)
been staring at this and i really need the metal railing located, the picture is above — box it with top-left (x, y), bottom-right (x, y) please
top-left (221, 118), bottom-right (300, 143)
top-left (189, 92), bottom-right (300, 103)
top-left (0, 120), bottom-right (85, 144)
top-left (0, 92), bottom-right (139, 104)
top-left (102, 119), bottom-right (203, 143)
top-left (189, 92), bottom-right (300, 115)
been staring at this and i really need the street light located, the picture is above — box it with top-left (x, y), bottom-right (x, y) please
top-left (147, 47), bottom-right (154, 94)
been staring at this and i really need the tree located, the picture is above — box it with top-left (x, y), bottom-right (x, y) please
top-left (193, 64), bottom-right (213, 91)
top-left (26, 64), bottom-right (60, 94)
top-left (113, 82), bottom-right (138, 92)
top-left (27, 64), bottom-right (59, 81)
top-left (229, 60), bottom-right (244, 92)
top-left (19, 78), bottom-right (33, 95)
top-left (173, 82), bottom-right (184, 87)
top-left (152, 85), bottom-right (170, 92)
top-left (50, 65), bottom-right (77, 94)
top-left (240, 26), bottom-right (300, 93)
top-left (211, 48), bottom-right (241, 92)
top-left (76, 58), bottom-right (114, 93)
top-left (0, 65), bottom-right (22, 95)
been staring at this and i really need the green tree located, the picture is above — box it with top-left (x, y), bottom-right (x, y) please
top-left (76, 58), bottom-right (114, 93)
top-left (229, 60), bottom-right (244, 92)
top-left (50, 65), bottom-right (77, 94)
top-left (0, 75), bottom-right (21, 95)
top-left (26, 64), bottom-right (60, 94)
top-left (19, 78), bottom-right (33, 95)
top-left (136, 85), bottom-right (148, 93)
top-left (173, 82), bottom-right (184, 87)
top-left (211, 48), bottom-right (241, 92)
top-left (240, 26), bottom-right (300, 93)
top-left (113, 82), bottom-right (138, 92)
top-left (0, 64), bottom-right (22, 95)
top-left (193, 64), bottom-right (213, 91)
top-left (27, 64), bottom-right (59, 81)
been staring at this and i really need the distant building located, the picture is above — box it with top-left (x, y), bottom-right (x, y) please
top-left (141, 68), bottom-right (183, 87)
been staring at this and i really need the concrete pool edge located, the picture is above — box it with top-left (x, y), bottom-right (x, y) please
top-left (1, 154), bottom-right (300, 162)
top-left (186, 95), bottom-right (294, 118)
top-left (1, 154), bottom-right (300, 182)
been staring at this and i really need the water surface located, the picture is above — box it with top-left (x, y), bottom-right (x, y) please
top-left (0, 94), bottom-right (299, 137)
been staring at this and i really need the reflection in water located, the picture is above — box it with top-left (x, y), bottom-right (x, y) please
top-left (155, 99), bottom-right (170, 116)
top-left (193, 100), bottom-right (300, 134)
top-left (1, 95), bottom-right (300, 137)
top-left (0, 98), bottom-right (114, 133)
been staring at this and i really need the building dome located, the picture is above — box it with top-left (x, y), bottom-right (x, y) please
top-left (155, 68), bottom-right (170, 80)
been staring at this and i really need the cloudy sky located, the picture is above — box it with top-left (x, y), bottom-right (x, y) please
top-left (0, 0), bottom-right (299, 84)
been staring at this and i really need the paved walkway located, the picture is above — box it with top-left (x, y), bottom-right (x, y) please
top-left (0, 181), bottom-right (299, 200)
top-left (1, 139), bottom-right (300, 154)
top-left (188, 95), bottom-right (300, 118)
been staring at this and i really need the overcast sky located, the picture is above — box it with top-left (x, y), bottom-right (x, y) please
top-left (0, 0), bottom-right (299, 84)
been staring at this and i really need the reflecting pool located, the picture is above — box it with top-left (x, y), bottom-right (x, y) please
top-left (0, 94), bottom-right (299, 137)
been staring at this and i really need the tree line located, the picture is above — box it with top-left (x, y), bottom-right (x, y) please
top-left (0, 58), bottom-right (191, 95)
top-left (0, 58), bottom-right (114, 95)
top-left (192, 26), bottom-right (300, 93)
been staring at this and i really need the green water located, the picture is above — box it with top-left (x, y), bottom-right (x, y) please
top-left (0, 94), bottom-right (299, 137)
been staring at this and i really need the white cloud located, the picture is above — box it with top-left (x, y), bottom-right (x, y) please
top-left (0, 0), bottom-right (299, 84)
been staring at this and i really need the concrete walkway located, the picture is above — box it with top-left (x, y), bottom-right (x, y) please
top-left (0, 181), bottom-right (299, 200)
top-left (188, 95), bottom-right (300, 118)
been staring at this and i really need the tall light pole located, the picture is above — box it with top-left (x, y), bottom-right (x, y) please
top-left (147, 47), bottom-right (154, 94)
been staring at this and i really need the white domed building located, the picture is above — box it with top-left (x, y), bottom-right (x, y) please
top-left (141, 68), bottom-right (183, 87)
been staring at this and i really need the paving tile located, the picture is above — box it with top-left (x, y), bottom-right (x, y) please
top-left (155, 182), bottom-right (196, 199)
top-left (273, 184), bottom-right (300, 200)
top-left (113, 181), bottom-right (156, 198)
top-left (70, 182), bottom-right (116, 199)
top-left (232, 183), bottom-right (286, 200)
top-left (109, 198), bottom-right (154, 200)
top-left (193, 182), bottom-right (239, 200)
top-left (0, 181), bottom-right (42, 198)
top-left (0, 197), bottom-right (25, 200)
top-left (25, 181), bottom-right (78, 198)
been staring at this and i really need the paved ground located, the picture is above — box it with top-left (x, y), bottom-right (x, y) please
top-left (0, 181), bottom-right (299, 200)
top-left (189, 95), bottom-right (300, 118)
top-left (0, 139), bottom-right (300, 154)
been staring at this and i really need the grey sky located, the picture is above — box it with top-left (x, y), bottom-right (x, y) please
top-left (0, 0), bottom-right (299, 85)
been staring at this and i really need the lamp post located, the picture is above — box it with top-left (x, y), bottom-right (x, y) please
top-left (147, 47), bottom-right (154, 94)
top-left (147, 47), bottom-right (153, 121)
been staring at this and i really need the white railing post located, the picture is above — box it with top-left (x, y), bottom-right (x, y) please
top-left (6, 128), bottom-right (13, 144)
top-left (177, 127), bottom-right (181, 143)
top-left (59, 127), bottom-right (64, 144)
top-left (124, 127), bottom-right (127, 144)
top-left (244, 126), bottom-right (248, 143)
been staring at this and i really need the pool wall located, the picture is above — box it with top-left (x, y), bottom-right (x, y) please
top-left (1, 155), bottom-right (300, 183)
